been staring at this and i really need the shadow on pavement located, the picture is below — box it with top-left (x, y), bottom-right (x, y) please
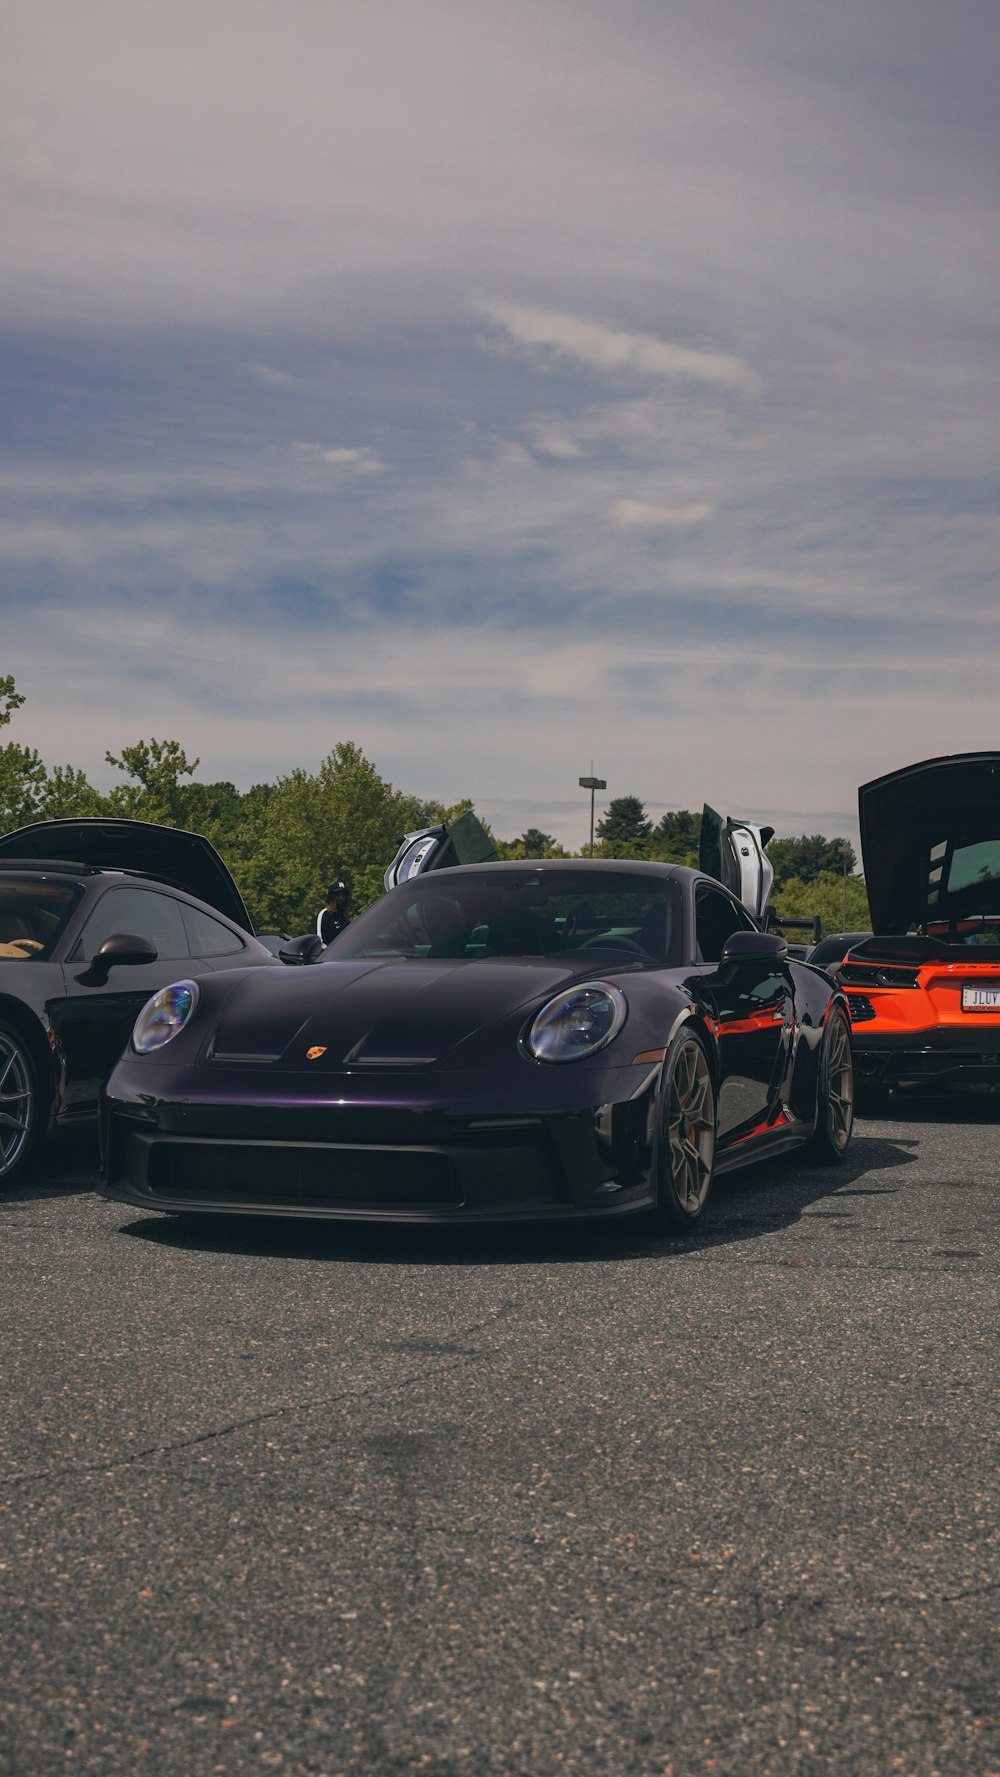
top-left (0, 1129), bottom-right (101, 1205)
top-left (861, 1083), bottom-right (1000, 1125)
top-left (113, 1129), bottom-right (919, 1268)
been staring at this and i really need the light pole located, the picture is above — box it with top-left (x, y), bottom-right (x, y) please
top-left (840, 840), bottom-right (851, 932)
top-left (579, 770), bottom-right (607, 858)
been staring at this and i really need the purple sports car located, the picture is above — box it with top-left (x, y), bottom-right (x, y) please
top-left (99, 857), bottom-right (853, 1232)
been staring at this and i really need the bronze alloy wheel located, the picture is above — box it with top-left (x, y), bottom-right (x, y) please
top-left (651, 1032), bottom-right (717, 1230)
top-left (804, 1005), bottom-right (854, 1163)
top-left (826, 1008), bottom-right (854, 1152)
top-left (0, 1024), bottom-right (35, 1185)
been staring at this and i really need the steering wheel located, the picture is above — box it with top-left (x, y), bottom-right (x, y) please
top-left (579, 934), bottom-right (648, 955)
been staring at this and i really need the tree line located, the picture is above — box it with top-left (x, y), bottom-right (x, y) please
top-left (0, 674), bottom-right (870, 935)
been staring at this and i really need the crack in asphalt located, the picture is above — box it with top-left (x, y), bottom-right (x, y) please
top-left (4, 1305), bottom-right (524, 1490)
top-left (939, 1579), bottom-right (1000, 1604)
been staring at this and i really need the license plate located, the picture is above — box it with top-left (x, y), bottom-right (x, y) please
top-left (961, 984), bottom-right (1000, 1011)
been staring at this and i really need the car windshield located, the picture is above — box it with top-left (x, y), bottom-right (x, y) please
top-left (0, 878), bottom-right (81, 960)
top-left (328, 870), bottom-right (680, 964)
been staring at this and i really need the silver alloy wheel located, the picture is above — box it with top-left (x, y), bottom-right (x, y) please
top-left (667, 1037), bottom-right (716, 1214)
top-left (826, 1010), bottom-right (854, 1152)
top-left (0, 1030), bottom-right (34, 1181)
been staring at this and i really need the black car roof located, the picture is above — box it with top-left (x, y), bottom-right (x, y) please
top-left (387, 858), bottom-right (705, 888)
top-left (0, 819), bottom-right (253, 930)
top-left (0, 858), bottom-right (98, 876)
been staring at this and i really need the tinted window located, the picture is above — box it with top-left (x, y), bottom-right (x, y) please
top-left (695, 886), bottom-right (754, 963)
top-left (0, 878), bottom-right (81, 961)
top-left (946, 840), bottom-right (1000, 893)
top-left (181, 902), bottom-right (245, 957)
top-left (329, 870), bottom-right (679, 964)
top-left (75, 888), bottom-right (189, 962)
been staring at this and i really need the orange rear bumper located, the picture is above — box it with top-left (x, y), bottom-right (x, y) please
top-left (844, 960), bottom-right (1000, 1082)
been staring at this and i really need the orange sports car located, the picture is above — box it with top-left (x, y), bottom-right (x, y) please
top-left (827, 753), bottom-right (1000, 1102)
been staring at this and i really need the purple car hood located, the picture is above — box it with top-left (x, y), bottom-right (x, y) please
top-left (208, 954), bottom-right (627, 1067)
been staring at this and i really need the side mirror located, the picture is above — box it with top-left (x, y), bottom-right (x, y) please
top-left (719, 929), bottom-right (789, 966)
top-left (84, 932), bottom-right (159, 984)
top-left (279, 933), bottom-right (325, 966)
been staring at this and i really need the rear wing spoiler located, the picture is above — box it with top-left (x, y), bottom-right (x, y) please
top-left (767, 912), bottom-right (822, 946)
top-left (384, 811), bottom-right (498, 890)
top-left (844, 934), bottom-right (953, 964)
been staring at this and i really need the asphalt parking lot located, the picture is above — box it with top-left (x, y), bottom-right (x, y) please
top-left (1, 1099), bottom-right (997, 1777)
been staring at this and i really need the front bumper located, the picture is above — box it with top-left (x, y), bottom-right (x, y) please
top-left (98, 1061), bottom-right (661, 1223)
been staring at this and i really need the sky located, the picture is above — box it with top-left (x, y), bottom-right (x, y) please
top-left (2, 0), bottom-right (999, 856)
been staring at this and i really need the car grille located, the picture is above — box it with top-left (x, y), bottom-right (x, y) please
top-left (135, 1135), bottom-right (462, 1207)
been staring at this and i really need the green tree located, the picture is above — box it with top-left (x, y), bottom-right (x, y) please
top-left (103, 738), bottom-right (208, 829)
top-left (0, 674), bottom-right (26, 729)
top-left (595, 795), bottom-right (652, 856)
top-left (234, 742), bottom-right (430, 932)
top-left (648, 808), bottom-right (701, 866)
top-left (517, 827), bottom-right (557, 857)
top-left (0, 673), bottom-right (102, 830)
top-left (0, 672), bottom-right (41, 828)
top-left (0, 739), bottom-right (49, 832)
top-left (495, 831), bottom-right (570, 860)
top-left (771, 871), bottom-right (870, 939)
top-left (768, 834), bottom-right (857, 888)
top-left (40, 764), bottom-right (104, 820)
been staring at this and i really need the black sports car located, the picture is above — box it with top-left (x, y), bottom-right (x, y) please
top-left (0, 818), bottom-right (278, 1185)
top-left (99, 858), bottom-right (853, 1231)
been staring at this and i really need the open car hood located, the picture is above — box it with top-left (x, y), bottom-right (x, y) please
top-left (859, 753), bottom-right (1000, 934)
top-left (0, 818), bottom-right (253, 932)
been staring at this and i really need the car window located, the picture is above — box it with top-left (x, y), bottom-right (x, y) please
top-left (73, 887), bottom-right (190, 962)
top-left (0, 879), bottom-right (81, 961)
top-left (180, 902), bottom-right (246, 957)
top-left (328, 870), bottom-right (679, 964)
top-left (695, 886), bottom-right (754, 963)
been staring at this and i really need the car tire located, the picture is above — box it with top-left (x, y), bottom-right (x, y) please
top-left (802, 1004), bottom-right (854, 1163)
top-left (647, 1029), bottom-right (717, 1232)
top-left (0, 1019), bottom-right (41, 1188)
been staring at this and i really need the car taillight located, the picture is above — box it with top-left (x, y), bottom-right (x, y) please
top-left (839, 963), bottom-right (920, 988)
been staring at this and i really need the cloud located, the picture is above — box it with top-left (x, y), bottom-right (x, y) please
top-left (611, 500), bottom-right (713, 531)
top-left (481, 301), bottom-right (757, 392)
top-left (10, 590), bottom-right (1000, 860)
top-left (247, 363), bottom-right (294, 387)
top-left (522, 424), bottom-right (584, 461)
top-left (295, 444), bottom-right (385, 474)
top-left (3, 0), bottom-right (999, 853)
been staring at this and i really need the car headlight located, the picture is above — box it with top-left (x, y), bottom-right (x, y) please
top-left (131, 980), bottom-right (201, 1054)
top-left (525, 983), bottom-right (627, 1063)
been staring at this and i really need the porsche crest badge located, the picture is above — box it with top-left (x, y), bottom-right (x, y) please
top-left (306, 1046), bottom-right (327, 1061)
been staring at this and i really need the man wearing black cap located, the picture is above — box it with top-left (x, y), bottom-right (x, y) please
top-left (316, 879), bottom-right (351, 946)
